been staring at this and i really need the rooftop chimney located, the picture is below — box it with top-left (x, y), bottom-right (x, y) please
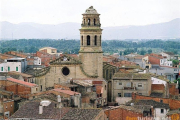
top-left (39, 105), bottom-right (43, 114)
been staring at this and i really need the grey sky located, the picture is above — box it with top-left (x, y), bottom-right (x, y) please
top-left (0, 0), bottom-right (180, 27)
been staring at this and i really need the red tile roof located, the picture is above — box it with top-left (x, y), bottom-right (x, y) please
top-left (7, 77), bottom-right (37, 87)
top-left (52, 89), bottom-right (80, 96)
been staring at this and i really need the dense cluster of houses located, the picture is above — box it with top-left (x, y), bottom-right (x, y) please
top-left (0, 6), bottom-right (180, 120)
top-left (0, 49), bottom-right (180, 119)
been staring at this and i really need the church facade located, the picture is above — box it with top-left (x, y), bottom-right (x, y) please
top-left (32, 6), bottom-right (107, 107)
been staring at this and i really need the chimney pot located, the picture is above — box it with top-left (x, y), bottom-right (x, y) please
top-left (39, 105), bottom-right (43, 114)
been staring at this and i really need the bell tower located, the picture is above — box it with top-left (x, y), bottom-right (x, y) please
top-left (79, 6), bottom-right (103, 78)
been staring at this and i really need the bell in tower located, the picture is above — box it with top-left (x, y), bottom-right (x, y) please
top-left (79, 6), bottom-right (103, 78)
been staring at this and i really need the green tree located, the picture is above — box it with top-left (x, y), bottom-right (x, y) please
top-left (147, 49), bottom-right (152, 54)
top-left (172, 59), bottom-right (179, 67)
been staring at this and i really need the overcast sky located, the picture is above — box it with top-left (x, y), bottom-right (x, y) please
top-left (0, 0), bottom-right (180, 27)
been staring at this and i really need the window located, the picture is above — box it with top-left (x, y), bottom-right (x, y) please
top-left (100, 35), bottom-right (101, 46)
top-left (94, 35), bottom-right (97, 45)
top-left (1, 67), bottom-right (3, 71)
top-left (87, 35), bottom-right (90, 45)
top-left (138, 83), bottom-right (142, 87)
top-left (119, 82), bottom-right (122, 85)
top-left (161, 109), bottom-right (164, 113)
top-left (40, 85), bottom-right (42, 91)
top-left (59, 78), bottom-right (60, 83)
top-left (62, 67), bottom-right (70, 76)
top-left (8, 67), bottom-right (10, 71)
top-left (16, 67), bottom-right (18, 71)
top-left (81, 36), bottom-right (83, 45)
top-left (105, 85), bottom-right (106, 90)
top-left (94, 19), bottom-right (96, 25)
top-left (84, 19), bottom-right (85, 24)
top-left (124, 93), bottom-right (132, 97)
top-left (126, 82), bottom-right (131, 87)
top-left (88, 19), bottom-right (90, 25)
top-left (118, 93), bottom-right (121, 97)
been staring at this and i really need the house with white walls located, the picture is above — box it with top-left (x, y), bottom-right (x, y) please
top-left (0, 58), bottom-right (27, 73)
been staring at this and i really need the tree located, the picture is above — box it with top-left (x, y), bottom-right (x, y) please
top-left (139, 49), bottom-right (146, 55)
top-left (172, 59), bottom-right (179, 67)
top-left (147, 49), bottom-right (152, 54)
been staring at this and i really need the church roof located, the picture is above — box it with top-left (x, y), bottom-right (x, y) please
top-left (83, 6), bottom-right (99, 15)
top-left (50, 54), bottom-right (81, 65)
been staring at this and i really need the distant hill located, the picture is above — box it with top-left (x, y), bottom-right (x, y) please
top-left (0, 18), bottom-right (180, 40)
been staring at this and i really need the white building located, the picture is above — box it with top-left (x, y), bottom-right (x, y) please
top-left (34, 57), bottom-right (41, 65)
top-left (161, 52), bottom-right (178, 60)
top-left (151, 76), bottom-right (169, 86)
top-left (0, 58), bottom-right (27, 73)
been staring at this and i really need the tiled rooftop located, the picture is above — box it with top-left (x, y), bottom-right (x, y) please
top-left (126, 100), bottom-right (169, 109)
top-left (52, 89), bottom-right (80, 96)
top-left (113, 73), bottom-right (151, 79)
top-left (62, 108), bottom-right (102, 120)
top-left (10, 101), bottom-right (70, 119)
top-left (10, 101), bottom-right (103, 120)
top-left (7, 77), bottom-right (37, 87)
top-left (167, 109), bottom-right (180, 115)
top-left (8, 71), bottom-right (32, 78)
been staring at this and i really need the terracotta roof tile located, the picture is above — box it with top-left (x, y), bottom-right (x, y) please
top-left (62, 108), bottom-right (102, 120)
top-left (52, 89), bottom-right (80, 95)
top-left (7, 77), bottom-right (37, 87)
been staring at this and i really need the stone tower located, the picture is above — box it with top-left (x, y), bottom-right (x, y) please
top-left (79, 6), bottom-right (103, 78)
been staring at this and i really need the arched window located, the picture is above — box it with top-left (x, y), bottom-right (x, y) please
top-left (84, 19), bottom-right (85, 24)
top-left (88, 19), bottom-right (90, 25)
top-left (94, 35), bottom-right (97, 45)
top-left (100, 35), bottom-right (101, 46)
top-left (81, 36), bottom-right (83, 45)
top-left (87, 35), bottom-right (90, 45)
top-left (94, 19), bottom-right (96, 25)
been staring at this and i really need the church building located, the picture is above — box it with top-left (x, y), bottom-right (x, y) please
top-left (32, 6), bottom-right (107, 107)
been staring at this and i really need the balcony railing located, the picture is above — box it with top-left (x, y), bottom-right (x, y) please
top-left (123, 87), bottom-right (136, 90)
top-left (81, 24), bottom-right (101, 27)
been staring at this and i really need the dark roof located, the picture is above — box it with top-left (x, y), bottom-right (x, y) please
top-left (50, 54), bottom-right (81, 65)
top-left (167, 109), bottom-right (180, 115)
top-left (113, 73), bottom-right (151, 80)
top-left (10, 101), bottom-right (103, 120)
top-left (150, 92), bottom-right (164, 98)
top-left (126, 100), bottom-right (169, 109)
top-left (62, 108), bottom-right (102, 120)
top-left (10, 101), bottom-right (70, 119)
top-left (163, 52), bottom-right (174, 55)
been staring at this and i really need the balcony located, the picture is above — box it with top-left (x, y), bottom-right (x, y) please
top-left (81, 24), bottom-right (101, 27)
top-left (123, 87), bottom-right (136, 90)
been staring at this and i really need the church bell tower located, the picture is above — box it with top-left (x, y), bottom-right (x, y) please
top-left (79, 6), bottom-right (103, 78)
